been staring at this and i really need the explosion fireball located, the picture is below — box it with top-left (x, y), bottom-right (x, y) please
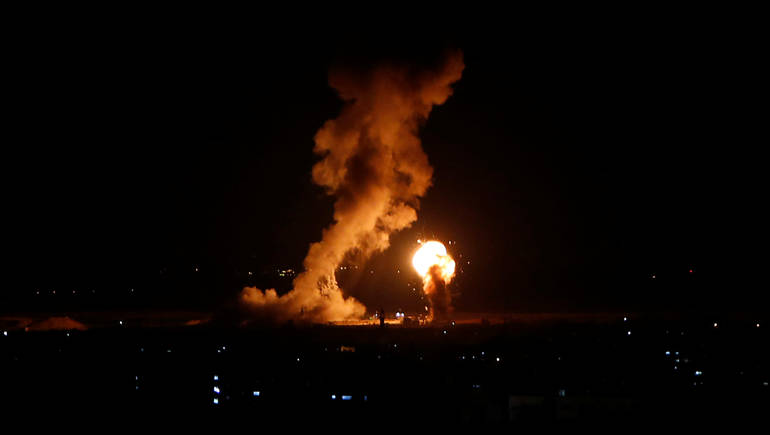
top-left (413, 241), bottom-right (456, 282)
top-left (412, 240), bottom-right (456, 322)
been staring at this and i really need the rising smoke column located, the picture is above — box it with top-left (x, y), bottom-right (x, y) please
top-left (241, 51), bottom-right (464, 323)
top-left (425, 265), bottom-right (452, 321)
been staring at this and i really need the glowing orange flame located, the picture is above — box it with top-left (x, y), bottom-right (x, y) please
top-left (412, 241), bottom-right (456, 283)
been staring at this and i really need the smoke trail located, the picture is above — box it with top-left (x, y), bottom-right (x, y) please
top-left (241, 50), bottom-right (464, 323)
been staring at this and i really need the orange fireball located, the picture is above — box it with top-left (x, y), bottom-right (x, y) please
top-left (412, 241), bottom-right (456, 283)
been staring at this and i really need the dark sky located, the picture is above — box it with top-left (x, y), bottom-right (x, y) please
top-left (4, 13), bottom-right (766, 314)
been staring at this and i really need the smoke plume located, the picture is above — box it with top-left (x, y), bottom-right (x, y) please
top-left (241, 50), bottom-right (464, 323)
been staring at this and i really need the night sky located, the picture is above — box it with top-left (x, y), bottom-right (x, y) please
top-left (4, 14), bottom-right (765, 315)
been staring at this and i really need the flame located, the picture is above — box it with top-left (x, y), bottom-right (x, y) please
top-left (412, 241), bottom-right (456, 283)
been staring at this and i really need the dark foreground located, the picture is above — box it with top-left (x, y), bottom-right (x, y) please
top-left (1, 314), bottom-right (767, 425)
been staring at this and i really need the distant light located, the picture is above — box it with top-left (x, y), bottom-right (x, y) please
top-left (627, 331), bottom-right (632, 336)
top-left (3, 331), bottom-right (7, 336)
top-left (443, 330), bottom-right (447, 335)
top-left (763, 382), bottom-right (768, 387)
top-left (623, 317), bottom-right (628, 322)
top-left (689, 269), bottom-right (693, 274)
top-left (214, 386), bottom-right (220, 394)
top-left (713, 323), bottom-right (718, 328)
top-left (451, 321), bottom-right (456, 326)
top-left (665, 351), bottom-right (671, 356)
top-left (297, 357), bottom-right (300, 362)
top-left (253, 391), bottom-right (260, 397)
top-left (119, 320), bottom-right (123, 325)
top-left (342, 395), bottom-right (352, 401)
top-left (652, 275), bottom-right (656, 279)
top-left (213, 375), bottom-right (219, 381)
top-left (213, 398), bottom-right (219, 405)
top-left (496, 357), bottom-right (500, 362)
top-left (331, 394), bottom-right (336, 400)
top-left (675, 352), bottom-right (680, 356)
top-left (695, 370), bottom-right (703, 376)
top-left (757, 323), bottom-right (761, 328)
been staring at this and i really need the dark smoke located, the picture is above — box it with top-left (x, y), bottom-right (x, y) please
top-left (425, 264), bottom-right (452, 321)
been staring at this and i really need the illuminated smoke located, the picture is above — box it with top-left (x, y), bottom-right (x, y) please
top-left (241, 51), bottom-right (464, 323)
top-left (425, 265), bottom-right (452, 321)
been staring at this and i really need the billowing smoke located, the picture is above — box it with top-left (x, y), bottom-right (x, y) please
top-left (241, 50), bottom-right (464, 323)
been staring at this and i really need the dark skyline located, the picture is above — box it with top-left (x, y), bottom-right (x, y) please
top-left (4, 16), bottom-right (765, 315)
